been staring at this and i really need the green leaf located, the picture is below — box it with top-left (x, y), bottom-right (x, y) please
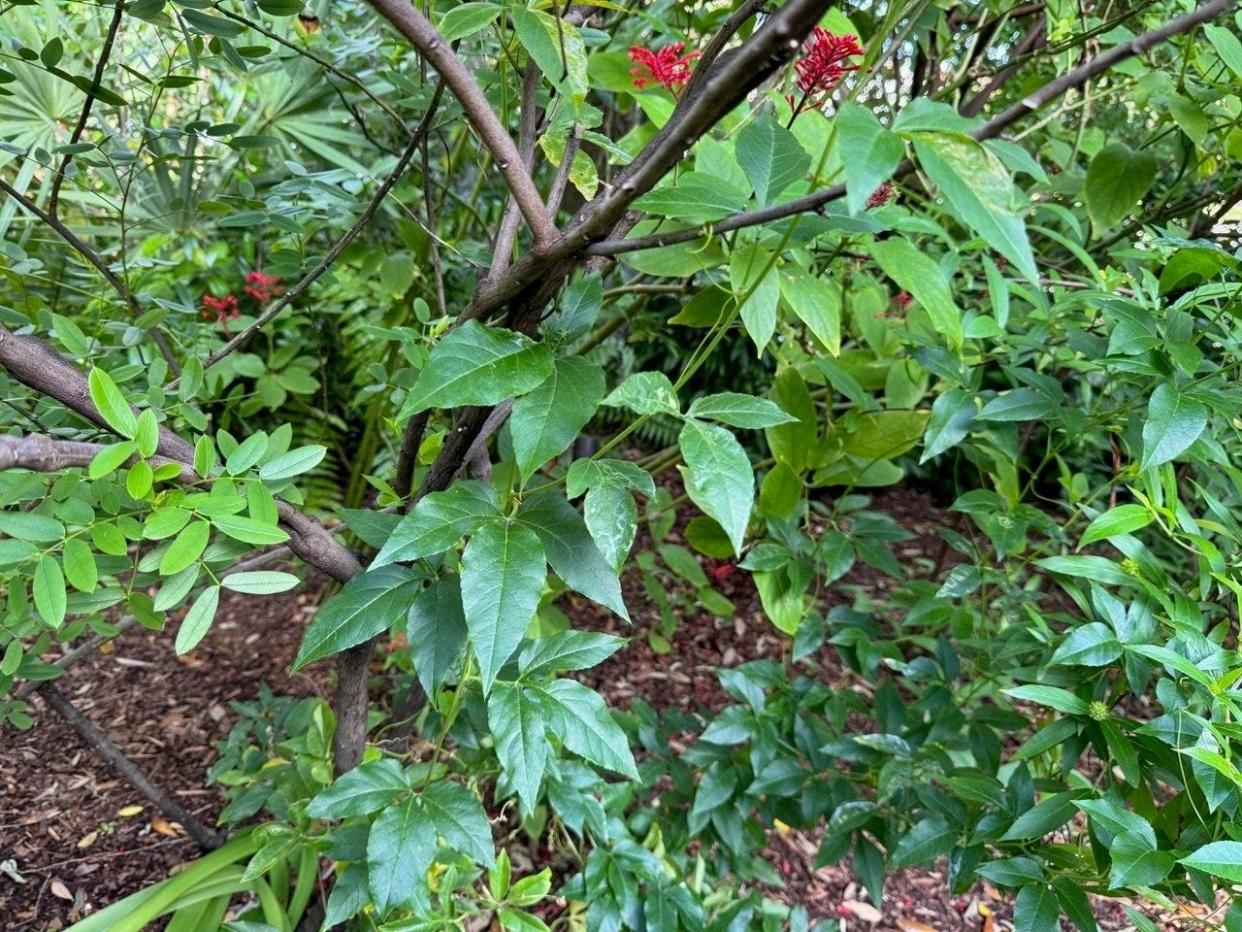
top-left (634, 172), bottom-right (749, 224)
top-left (294, 565), bottom-right (420, 670)
top-left (1140, 384), bottom-right (1206, 470)
top-left (1050, 622), bottom-right (1121, 667)
top-left (1004, 685), bottom-right (1089, 716)
top-left (488, 682), bottom-right (548, 815)
top-left (835, 102), bottom-right (905, 215)
top-left (920, 388), bottom-right (975, 462)
top-left (778, 267), bottom-right (841, 354)
top-left (510, 357), bottom-right (605, 482)
top-left (978, 388), bottom-right (1054, 422)
top-left (603, 371), bottom-right (680, 417)
top-left (260, 445), bottom-right (327, 483)
top-left (1034, 555), bottom-right (1133, 587)
top-left (1013, 884), bottom-right (1061, 932)
top-left (518, 492), bottom-right (627, 620)
top-left (1084, 143), bottom-right (1157, 232)
top-left (461, 521), bottom-right (546, 693)
top-left (175, 585), bottom-right (220, 654)
top-left (889, 816), bottom-right (955, 868)
top-left (407, 576), bottom-right (468, 696)
top-left (0, 512), bottom-right (64, 543)
top-left (221, 571), bottom-right (300, 594)
top-left (225, 433), bottom-right (269, 475)
top-left (678, 419), bottom-right (753, 556)
top-left (134, 410), bottom-right (159, 459)
top-left (438, 2), bottom-right (501, 41)
top-left (88, 368), bottom-right (137, 438)
top-left (871, 239), bottom-right (964, 349)
top-left (210, 514), bottom-right (290, 546)
top-left (160, 520), bottom-right (211, 576)
top-left (730, 244), bottom-right (779, 353)
top-left (1179, 841), bottom-right (1242, 882)
top-left (1205, 24), bottom-right (1242, 80)
top-left (89, 441), bottom-right (137, 479)
top-left (307, 758), bottom-right (408, 819)
top-left (912, 133), bottom-right (1037, 282)
top-left (735, 113), bottom-right (809, 205)
top-left (1079, 505), bottom-right (1153, 546)
top-left (688, 393), bottom-right (797, 429)
top-left (373, 481), bottom-right (499, 566)
top-left (520, 630), bottom-right (625, 678)
top-left (583, 482), bottom-right (637, 570)
top-left (126, 460), bottom-right (153, 499)
top-left (534, 678), bottom-right (637, 778)
top-left (422, 781), bottom-right (493, 865)
top-left (367, 796), bottom-right (433, 913)
top-left (400, 321), bottom-right (554, 417)
top-left (33, 555), bottom-right (66, 627)
top-left (1109, 831), bottom-right (1174, 889)
top-left (62, 538), bottom-right (98, 593)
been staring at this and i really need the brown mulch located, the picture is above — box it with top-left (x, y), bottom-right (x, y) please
top-left (0, 486), bottom-right (1200, 931)
top-left (0, 586), bottom-right (326, 930)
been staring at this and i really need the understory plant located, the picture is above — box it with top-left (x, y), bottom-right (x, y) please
top-left (1, 0), bottom-right (1242, 929)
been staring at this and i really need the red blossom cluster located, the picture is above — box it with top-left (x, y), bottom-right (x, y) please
top-left (867, 181), bottom-right (896, 208)
top-left (628, 42), bottom-right (698, 91)
top-left (705, 559), bottom-right (735, 583)
top-left (892, 291), bottom-right (912, 311)
top-left (790, 29), bottom-right (863, 112)
top-left (201, 293), bottom-right (240, 328)
top-left (244, 270), bottom-right (283, 304)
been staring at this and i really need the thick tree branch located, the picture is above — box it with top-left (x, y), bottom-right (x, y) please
top-left (47, 0), bottom-right (125, 219)
top-left (367, 0), bottom-right (556, 244)
top-left (585, 0), bottom-right (1236, 257)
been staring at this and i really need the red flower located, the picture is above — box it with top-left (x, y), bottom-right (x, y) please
top-left (706, 559), bottom-right (735, 583)
top-left (243, 270), bottom-right (283, 304)
top-left (202, 294), bottom-right (240, 332)
top-left (793, 29), bottom-right (863, 106)
top-left (892, 291), bottom-right (912, 311)
top-left (867, 181), bottom-right (895, 208)
top-left (629, 42), bottom-right (698, 91)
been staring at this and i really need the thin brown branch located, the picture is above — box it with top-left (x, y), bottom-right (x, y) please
top-left (47, 0), bottom-right (125, 219)
top-left (547, 125), bottom-right (582, 217)
top-left (367, 0), bottom-right (556, 244)
top-left (0, 179), bottom-right (180, 373)
top-left (488, 60), bottom-right (543, 275)
top-left (192, 81), bottom-right (447, 375)
top-left (585, 0), bottom-right (1236, 258)
top-left (38, 683), bottom-right (224, 851)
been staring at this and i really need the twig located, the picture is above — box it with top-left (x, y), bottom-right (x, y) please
top-left (38, 683), bottom-right (224, 851)
top-left (192, 81), bottom-right (447, 375)
top-left (488, 61), bottom-right (543, 275)
top-left (0, 178), bottom-right (180, 373)
top-left (584, 0), bottom-right (1236, 258)
top-left (547, 125), bottom-right (582, 216)
top-left (47, 0), bottom-right (125, 219)
top-left (367, 0), bottom-right (556, 244)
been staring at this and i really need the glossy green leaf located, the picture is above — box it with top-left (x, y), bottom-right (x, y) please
top-left (175, 585), bottom-right (220, 654)
top-left (367, 796), bottom-right (433, 913)
top-left (510, 357), bottom-right (605, 482)
top-left (88, 367), bottom-right (137, 438)
top-left (678, 419), bottom-right (753, 556)
top-left (294, 565), bottom-right (420, 670)
top-left (1140, 384), bottom-right (1206, 470)
top-left (373, 481), bottom-right (499, 566)
top-left (33, 555), bottom-right (66, 627)
top-left (407, 576), bottom-right (468, 696)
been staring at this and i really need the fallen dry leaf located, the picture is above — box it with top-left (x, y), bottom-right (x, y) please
top-left (117, 805), bottom-right (143, 818)
top-left (76, 831), bottom-right (97, 849)
top-left (841, 900), bottom-right (882, 924)
top-left (896, 921), bottom-right (936, 932)
top-left (50, 880), bottom-right (73, 900)
top-left (151, 816), bottom-right (184, 838)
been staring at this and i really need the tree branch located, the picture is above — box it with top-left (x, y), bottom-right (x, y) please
top-left (584, 0), bottom-right (1236, 257)
top-left (367, 0), bottom-right (556, 244)
top-left (192, 81), bottom-right (447, 375)
top-left (488, 60), bottom-right (543, 276)
top-left (0, 179), bottom-right (180, 373)
top-left (47, 0), bottom-right (125, 220)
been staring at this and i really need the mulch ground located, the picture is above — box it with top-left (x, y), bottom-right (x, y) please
top-left (0, 488), bottom-right (1198, 930)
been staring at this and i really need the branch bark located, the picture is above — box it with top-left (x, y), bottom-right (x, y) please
top-left (367, 0), bottom-right (556, 244)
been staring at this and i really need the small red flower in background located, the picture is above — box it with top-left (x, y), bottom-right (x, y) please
top-left (792, 29), bottom-right (863, 108)
top-left (244, 270), bottom-right (283, 304)
top-left (202, 293), bottom-right (240, 326)
top-left (629, 42), bottom-right (698, 91)
top-left (892, 291), bottom-right (912, 311)
top-left (867, 181), bottom-right (895, 208)
top-left (705, 559), bottom-right (735, 583)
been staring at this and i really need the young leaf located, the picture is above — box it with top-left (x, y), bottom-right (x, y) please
top-left (1079, 504), bottom-right (1153, 547)
top-left (294, 565), bottom-right (420, 670)
top-left (461, 520), bottom-right (546, 693)
top-left (778, 267), bottom-right (841, 354)
top-left (602, 371), bottom-right (679, 417)
top-left (307, 758), bottom-right (408, 819)
top-left (160, 520), bottom-right (211, 576)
